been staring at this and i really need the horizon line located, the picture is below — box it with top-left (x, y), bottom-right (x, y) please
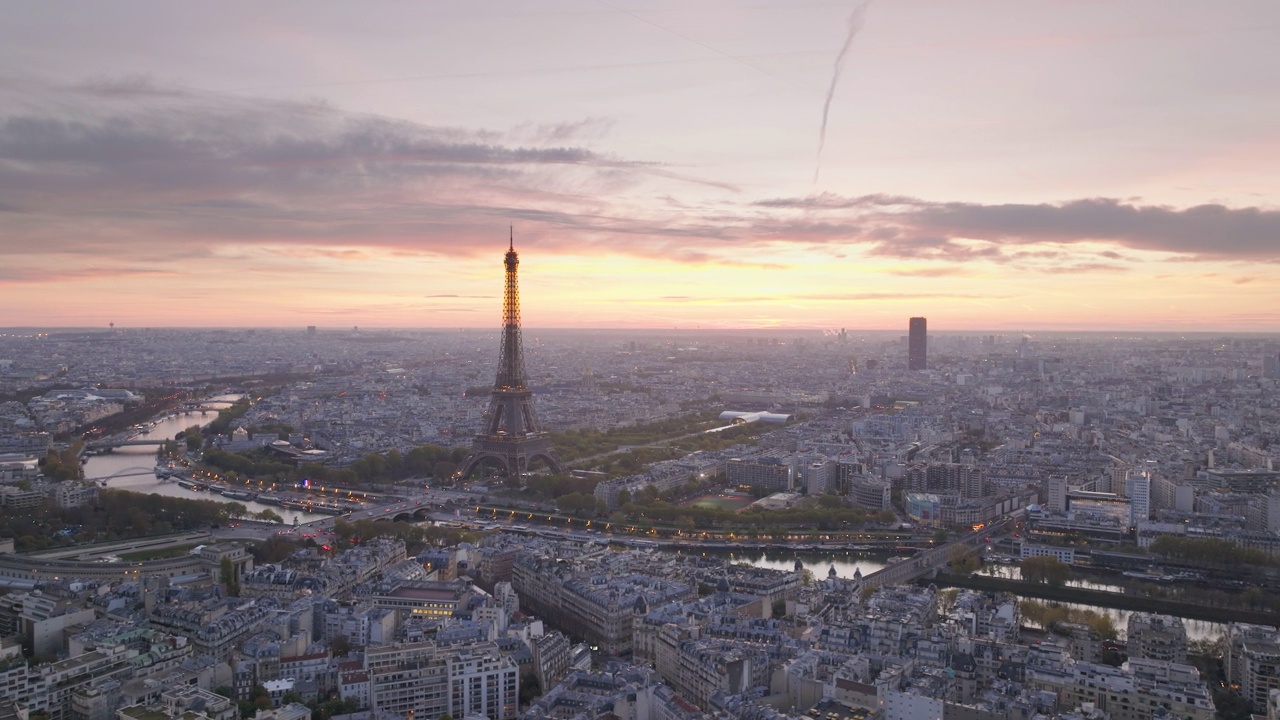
top-left (4, 325), bottom-right (1280, 336)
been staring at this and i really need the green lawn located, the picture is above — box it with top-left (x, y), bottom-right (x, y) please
top-left (684, 493), bottom-right (755, 512)
top-left (118, 542), bottom-right (204, 561)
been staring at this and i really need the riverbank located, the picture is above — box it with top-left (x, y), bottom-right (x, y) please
top-left (81, 395), bottom-right (327, 525)
top-left (930, 573), bottom-right (1280, 627)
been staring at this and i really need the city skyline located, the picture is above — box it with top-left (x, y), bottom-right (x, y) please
top-left (2, 1), bottom-right (1278, 331)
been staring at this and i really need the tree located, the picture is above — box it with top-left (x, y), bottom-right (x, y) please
top-left (255, 509), bottom-right (284, 524)
top-left (183, 425), bottom-right (203, 451)
top-left (250, 535), bottom-right (301, 564)
top-left (1079, 610), bottom-right (1118, 641)
top-left (932, 528), bottom-right (950, 544)
top-left (1021, 556), bottom-right (1072, 585)
top-left (1020, 600), bottom-right (1069, 631)
top-left (220, 555), bottom-right (240, 597)
top-left (432, 460), bottom-right (457, 483)
top-left (519, 672), bottom-right (541, 706)
top-left (948, 546), bottom-right (980, 574)
top-left (817, 494), bottom-right (845, 510)
top-left (331, 634), bottom-right (351, 657)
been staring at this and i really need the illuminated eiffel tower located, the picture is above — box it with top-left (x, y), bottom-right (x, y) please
top-left (456, 232), bottom-right (565, 482)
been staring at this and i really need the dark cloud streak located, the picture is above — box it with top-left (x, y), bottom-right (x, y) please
top-left (753, 193), bottom-right (1280, 262)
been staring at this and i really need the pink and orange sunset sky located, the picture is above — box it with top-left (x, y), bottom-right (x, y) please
top-left (1, 1), bottom-right (1278, 331)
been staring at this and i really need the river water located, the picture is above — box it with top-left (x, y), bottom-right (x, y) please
top-left (722, 549), bottom-right (890, 579)
top-left (731, 550), bottom-right (1225, 642)
top-left (81, 395), bottom-right (325, 525)
top-left (979, 564), bottom-right (1225, 642)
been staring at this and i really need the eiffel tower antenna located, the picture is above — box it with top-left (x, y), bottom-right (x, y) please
top-left (457, 231), bottom-right (565, 484)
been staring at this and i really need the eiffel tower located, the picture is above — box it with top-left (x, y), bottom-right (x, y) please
top-left (456, 232), bottom-right (565, 482)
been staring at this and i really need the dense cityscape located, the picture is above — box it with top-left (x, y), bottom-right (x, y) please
top-left (1, 239), bottom-right (1279, 720)
top-left (3, 3), bottom-right (1278, 720)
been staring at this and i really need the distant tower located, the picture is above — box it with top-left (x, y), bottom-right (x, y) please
top-left (1128, 471), bottom-right (1152, 527)
top-left (1265, 350), bottom-right (1280, 379)
top-left (908, 317), bottom-right (927, 370)
top-left (457, 233), bottom-right (565, 483)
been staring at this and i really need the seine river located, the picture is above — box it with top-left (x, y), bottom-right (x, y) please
top-left (725, 550), bottom-right (1225, 642)
top-left (713, 548), bottom-right (890, 579)
top-left (80, 395), bottom-right (325, 525)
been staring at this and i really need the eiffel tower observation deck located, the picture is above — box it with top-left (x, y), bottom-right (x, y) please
top-left (456, 233), bottom-right (565, 483)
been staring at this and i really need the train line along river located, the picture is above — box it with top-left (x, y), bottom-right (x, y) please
top-left (80, 394), bottom-right (326, 525)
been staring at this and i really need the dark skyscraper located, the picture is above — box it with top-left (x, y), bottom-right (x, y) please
top-left (457, 234), bottom-right (565, 482)
top-left (908, 317), bottom-right (927, 370)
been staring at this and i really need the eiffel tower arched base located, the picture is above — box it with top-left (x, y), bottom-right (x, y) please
top-left (456, 435), bottom-right (566, 483)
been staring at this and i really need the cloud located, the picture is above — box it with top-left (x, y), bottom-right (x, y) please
top-left (65, 75), bottom-right (190, 98)
top-left (509, 117), bottom-right (615, 144)
top-left (0, 265), bottom-right (175, 284)
top-left (752, 193), bottom-right (1280, 262)
top-left (884, 267), bottom-right (970, 278)
top-left (634, 291), bottom-right (1005, 305)
top-left (0, 77), bottom-right (723, 263)
top-left (2, 75), bottom-right (1274, 282)
top-left (1050, 263), bottom-right (1128, 274)
top-left (792, 292), bottom-right (1007, 301)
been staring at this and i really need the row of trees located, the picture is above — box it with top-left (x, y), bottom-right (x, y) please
top-left (0, 489), bottom-right (250, 551)
top-left (555, 491), bottom-right (605, 516)
top-left (1149, 535), bottom-right (1276, 568)
top-left (198, 444), bottom-right (466, 487)
top-left (41, 443), bottom-right (84, 481)
top-left (234, 518), bottom-right (475, 580)
top-left (613, 498), bottom-right (886, 532)
top-left (330, 518), bottom-right (479, 556)
top-left (1019, 600), bottom-right (1119, 641)
top-left (1020, 556), bottom-right (1074, 585)
top-left (1126, 578), bottom-right (1280, 614)
top-left (205, 398), bottom-right (252, 436)
top-left (522, 474), bottom-right (600, 502)
top-left (344, 444), bottom-right (465, 483)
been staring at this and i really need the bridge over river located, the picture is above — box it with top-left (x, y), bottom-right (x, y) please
top-left (858, 514), bottom-right (1020, 591)
top-left (86, 438), bottom-right (170, 450)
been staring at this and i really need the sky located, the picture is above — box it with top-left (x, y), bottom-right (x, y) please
top-left (1, 1), bottom-right (1278, 332)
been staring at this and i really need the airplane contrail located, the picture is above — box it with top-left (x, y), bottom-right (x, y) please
top-left (814, 1), bottom-right (871, 184)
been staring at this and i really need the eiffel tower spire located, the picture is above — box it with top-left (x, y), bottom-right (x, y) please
top-left (457, 233), bottom-right (564, 483)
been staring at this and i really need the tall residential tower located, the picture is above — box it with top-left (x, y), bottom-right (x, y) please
top-left (908, 317), bottom-right (927, 370)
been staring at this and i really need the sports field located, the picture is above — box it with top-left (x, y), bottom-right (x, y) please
top-left (683, 492), bottom-right (754, 512)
